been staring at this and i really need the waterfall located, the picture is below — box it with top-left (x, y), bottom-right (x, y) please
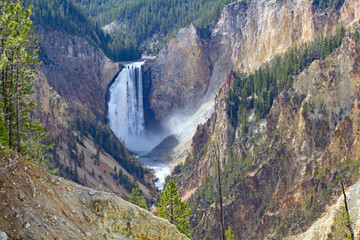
top-left (107, 61), bottom-right (145, 151)
top-left (107, 61), bottom-right (170, 189)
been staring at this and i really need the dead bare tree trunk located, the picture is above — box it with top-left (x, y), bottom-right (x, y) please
top-left (340, 177), bottom-right (355, 240)
top-left (8, 51), bottom-right (14, 149)
top-left (214, 144), bottom-right (225, 240)
top-left (16, 63), bottom-right (20, 153)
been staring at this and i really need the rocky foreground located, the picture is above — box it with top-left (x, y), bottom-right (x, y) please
top-left (0, 151), bottom-right (188, 240)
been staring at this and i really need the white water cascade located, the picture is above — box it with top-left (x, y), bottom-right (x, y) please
top-left (108, 61), bottom-right (146, 151)
top-left (107, 61), bottom-right (170, 189)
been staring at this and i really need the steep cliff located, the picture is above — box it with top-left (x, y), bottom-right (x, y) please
top-left (145, 0), bottom-right (359, 127)
top-left (141, 0), bottom-right (360, 170)
top-left (174, 32), bottom-right (360, 239)
top-left (30, 27), bottom-right (157, 199)
top-left (143, 24), bottom-right (211, 126)
top-left (37, 27), bottom-right (120, 117)
top-left (209, 0), bottom-right (358, 95)
top-left (287, 180), bottom-right (360, 239)
top-left (31, 69), bottom-right (157, 200)
top-left (0, 151), bottom-right (188, 240)
top-left (31, 71), bottom-right (69, 136)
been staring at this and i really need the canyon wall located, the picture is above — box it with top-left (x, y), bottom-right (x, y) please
top-left (31, 28), bottom-right (156, 198)
top-left (141, 0), bottom-right (360, 238)
top-left (31, 69), bottom-right (156, 199)
top-left (145, 0), bottom-right (360, 126)
top-left (37, 27), bottom-right (120, 117)
top-left (175, 34), bottom-right (360, 239)
top-left (287, 180), bottom-right (360, 239)
top-left (31, 71), bottom-right (70, 137)
top-left (143, 24), bottom-right (211, 127)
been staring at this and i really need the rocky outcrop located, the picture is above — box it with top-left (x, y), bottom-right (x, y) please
top-left (31, 70), bottom-right (69, 136)
top-left (209, 0), bottom-right (358, 95)
top-left (37, 27), bottom-right (120, 117)
top-left (145, 0), bottom-right (360, 127)
top-left (287, 180), bottom-right (360, 239)
top-left (141, 0), bottom-right (360, 168)
top-left (0, 151), bottom-right (188, 240)
top-left (31, 70), bottom-right (157, 199)
top-left (143, 24), bottom-right (211, 125)
top-left (30, 34), bottom-right (156, 199)
top-left (174, 34), bottom-right (360, 239)
top-left (340, 0), bottom-right (360, 28)
top-left (177, 71), bottom-right (238, 195)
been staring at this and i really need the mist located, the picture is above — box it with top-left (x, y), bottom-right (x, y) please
top-left (165, 100), bottom-right (215, 143)
top-left (123, 132), bottom-right (166, 153)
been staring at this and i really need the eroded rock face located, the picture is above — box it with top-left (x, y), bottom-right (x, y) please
top-left (340, 0), bottom-right (360, 27)
top-left (176, 0), bottom-right (360, 202)
top-left (175, 35), bottom-right (360, 239)
top-left (209, 0), bottom-right (346, 95)
top-left (31, 71), bottom-right (69, 136)
top-left (0, 152), bottom-right (188, 240)
top-left (143, 24), bottom-right (211, 125)
top-left (30, 70), bottom-right (157, 199)
top-left (29, 38), bottom-right (156, 199)
top-left (145, 0), bottom-right (359, 127)
top-left (177, 71), bottom-right (238, 197)
top-left (37, 27), bottom-right (120, 117)
top-left (287, 180), bottom-right (360, 240)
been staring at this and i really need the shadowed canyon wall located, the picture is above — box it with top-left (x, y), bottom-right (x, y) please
top-left (37, 27), bottom-right (120, 118)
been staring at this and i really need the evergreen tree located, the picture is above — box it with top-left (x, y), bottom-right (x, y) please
top-left (240, 106), bottom-right (249, 135)
top-left (73, 163), bottom-right (78, 183)
top-left (333, 178), bottom-right (356, 240)
top-left (0, 0), bottom-right (52, 165)
top-left (127, 187), bottom-right (147, 210)
top-left (215, 144), bottom-right (225, 240)
top-left (74, 112), bottom-right (144, 179)
top-left (78, 149), bottom-right (85, 167)
top-left (225, 26), bottom-right (345, 121)
top-left (225, 226), bottom-right (234, 240)
top-left (158, 179), bottom-right (191, 237)
top-left (334, 206), bottom-right (355, 240)
top-left (94, 149), bottom-right (100, 166)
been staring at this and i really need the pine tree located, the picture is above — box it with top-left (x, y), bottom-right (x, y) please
top-left (127, 187), bottom-right (147, 210)
top-left (333, 178), bottom-right (355, 240)
top-left (73, 163), bottom-right (78, 183)
top-left (158, 179), bottom-right (191, 237)
top-left (225, 226), bottom-right (234, 240)
top-left (78, 149), bottom-right (85, 167)
top-left (0, 0), bottom-right (52, 165)
top-left (214, 144), bottom-right (225, 240)
top-left (240, 107), bottom-right (249, 135)
top-left (94, 149), bottom-right (100, 166)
